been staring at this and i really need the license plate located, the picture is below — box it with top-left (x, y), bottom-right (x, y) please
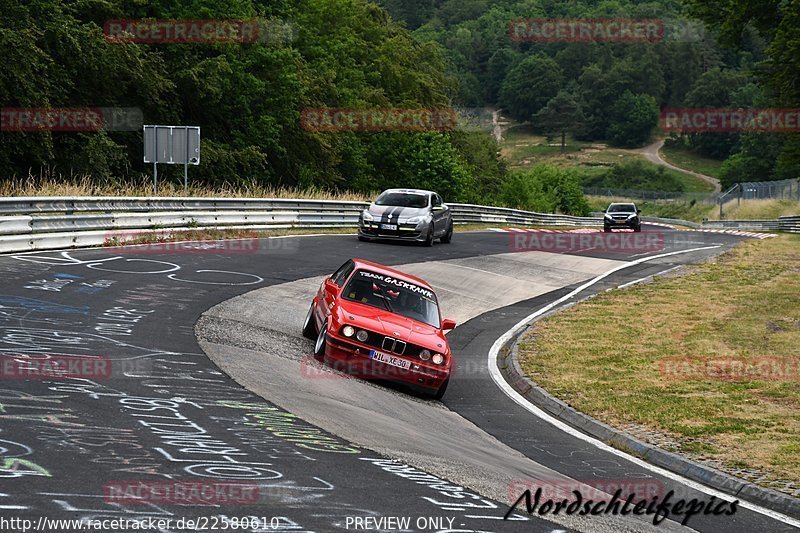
top-left (380, 224), bottom-right (398, 230)
top-left (369, 350), bottom-right (410, 370)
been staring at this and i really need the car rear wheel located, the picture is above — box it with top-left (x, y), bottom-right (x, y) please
top-left (440, 222), bottom-right (453, 243)
top-left (313, 320), bottom-right (328, 359)
top-left (302, 302), bottom-right (317, 339)
top-left (433, 378), bottom-right (449, 400)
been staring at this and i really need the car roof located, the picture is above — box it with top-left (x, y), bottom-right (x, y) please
top-left (380, 188), bottom-right (435, 196)
top-left (349, 258), bottom-right (435, 291)
top-left (608, 202), bottom-right (637, 207)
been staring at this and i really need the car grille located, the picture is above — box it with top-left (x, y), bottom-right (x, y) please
top-left (382, 336), bottom-right (406, 355)
top-left (358, 329), bottom-right (426, 358)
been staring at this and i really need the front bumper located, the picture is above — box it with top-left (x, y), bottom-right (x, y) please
top-left (324, 332), bottom-right (449, 393)
top-left (358, 220), bottom-right (429, 241)
top-left (604, 217), bottom-right (640, 229)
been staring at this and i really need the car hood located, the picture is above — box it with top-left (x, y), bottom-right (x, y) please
top-left (337, 299), bottom-right (447, 352)
top-left (366, 203), bottom-right (429, 222)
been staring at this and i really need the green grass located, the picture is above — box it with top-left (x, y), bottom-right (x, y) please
top-left (670, 169), bottom-right (716, 193)
top-left (660, 143), bottom-right (724, 180)
top-left (518, 235), bottom-right (800, 488)
top-left (500, 125), bottom-right (714, 193)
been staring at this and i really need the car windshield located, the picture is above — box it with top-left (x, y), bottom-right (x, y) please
top-left (374, 192), bottom-right (428, 208)
top-left (608, 204), bottom-right (636, 213)
top-left (342, 269), bottom-right (440, 327)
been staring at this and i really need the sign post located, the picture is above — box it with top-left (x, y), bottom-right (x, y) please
top-left (143, 125), bottom-right (200, 194)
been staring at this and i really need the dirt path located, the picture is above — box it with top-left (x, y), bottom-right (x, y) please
top-left (492, 109), bottom-right (503, 142)
top-left (631, 138), bottom-right (721, 193)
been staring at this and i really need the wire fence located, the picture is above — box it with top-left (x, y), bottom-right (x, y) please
top-left (584, 178), bottom-right (800, 205)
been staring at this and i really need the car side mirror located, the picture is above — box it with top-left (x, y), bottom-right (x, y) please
top-left (441, 318), bottom-right (456, 331)
top-left (637, 209), bottom-right (642, 214)
top-left (324, 277), bottom-right (339, 294)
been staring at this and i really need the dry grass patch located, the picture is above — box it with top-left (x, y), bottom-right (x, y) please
top-left (519, 234), bottom-right (800, 487)
top-left (0, 174), bottom-right (373, 202)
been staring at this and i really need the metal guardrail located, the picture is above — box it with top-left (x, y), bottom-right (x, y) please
top-left (0, 197), bottom-right (796, 254)
top-left (700, 219), bottom-right (781, 231)
top-left (0, 196), bottom-right (370, 215)
top-left (779, 215), bottom-right (800, 234)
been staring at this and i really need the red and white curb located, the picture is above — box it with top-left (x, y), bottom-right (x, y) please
top-left (489, 227), bottom-right (776, 239)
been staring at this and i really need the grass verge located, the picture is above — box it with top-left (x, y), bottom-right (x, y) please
top-left (660, 143), bottom-right (724, 180)
top-left (518, 235), bottom-right (800, 491)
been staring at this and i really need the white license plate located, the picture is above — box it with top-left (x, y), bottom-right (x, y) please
top-left (380, 224), bottom-right (398, 230)
top-left (369, 350), bottom-right (410, 370)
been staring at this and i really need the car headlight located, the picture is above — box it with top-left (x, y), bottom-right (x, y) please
top-left (405, 215), bottom-right (424, 224)
top-left (604, 214), bottom-right (612, 220)
top-left (342, 326), bottom-right (355, 337)
top-left (432, 353), bottom-right (444, 365)
top-left (356, 330), bottom-right (369, 342)
top-left (419, 350), bottom-right (431, 361)
top-left (362, 210), bottom-right (374, 222)
top-left (627, 214), bottom-right (636, 219)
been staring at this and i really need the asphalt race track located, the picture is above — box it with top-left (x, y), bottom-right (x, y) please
top-left (0, 225), bottom-right (796, 533)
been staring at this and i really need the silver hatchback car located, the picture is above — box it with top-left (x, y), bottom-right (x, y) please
top-left (357, 189), bottom-right (453, 246)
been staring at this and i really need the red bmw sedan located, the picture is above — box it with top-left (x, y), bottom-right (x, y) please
top-left (302, 258), bottom-right (456, 399)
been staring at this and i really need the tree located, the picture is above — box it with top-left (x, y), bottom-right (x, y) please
top-left (498, 54), bottom-right (563, 122)
top-left (532, 90), bottom-right (585, 153)
top-left (607, 91), bottom-right (659, 148)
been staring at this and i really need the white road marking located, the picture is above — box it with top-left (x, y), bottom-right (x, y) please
top-left (486, 245), bottom-right (800, 528)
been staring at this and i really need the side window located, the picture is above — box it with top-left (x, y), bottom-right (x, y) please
top-left (432, 194), bottom-right (442, 207)
top-left (330, 260), bottom-right (355, 286)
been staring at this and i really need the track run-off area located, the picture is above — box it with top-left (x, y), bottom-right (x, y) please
top-left (0, 226), bottom-right (796, 533)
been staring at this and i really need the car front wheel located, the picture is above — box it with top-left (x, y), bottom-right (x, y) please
top-left (313, 320), bottom-right (328, 359)
top-left (423, 226), bottom-right (434, 247)
top-left (302, 302), bottom-right (317, 339)
top-left (433, 378), bottom-right (449, 400)
top-left (440, 222), bottom-right (453, 243)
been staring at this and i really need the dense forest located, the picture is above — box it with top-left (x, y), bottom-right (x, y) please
top-left (379, 0), bottom-right (799, 187)
top-left (1, 0), bottom-right (797, 211)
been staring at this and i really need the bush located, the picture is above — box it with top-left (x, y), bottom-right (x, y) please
top-left (607, 91), bottom-right (659, 148)
top-left (584, 161), bottom-right (686, 192)
top-left (501, 165), bottom-right (590, 216)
